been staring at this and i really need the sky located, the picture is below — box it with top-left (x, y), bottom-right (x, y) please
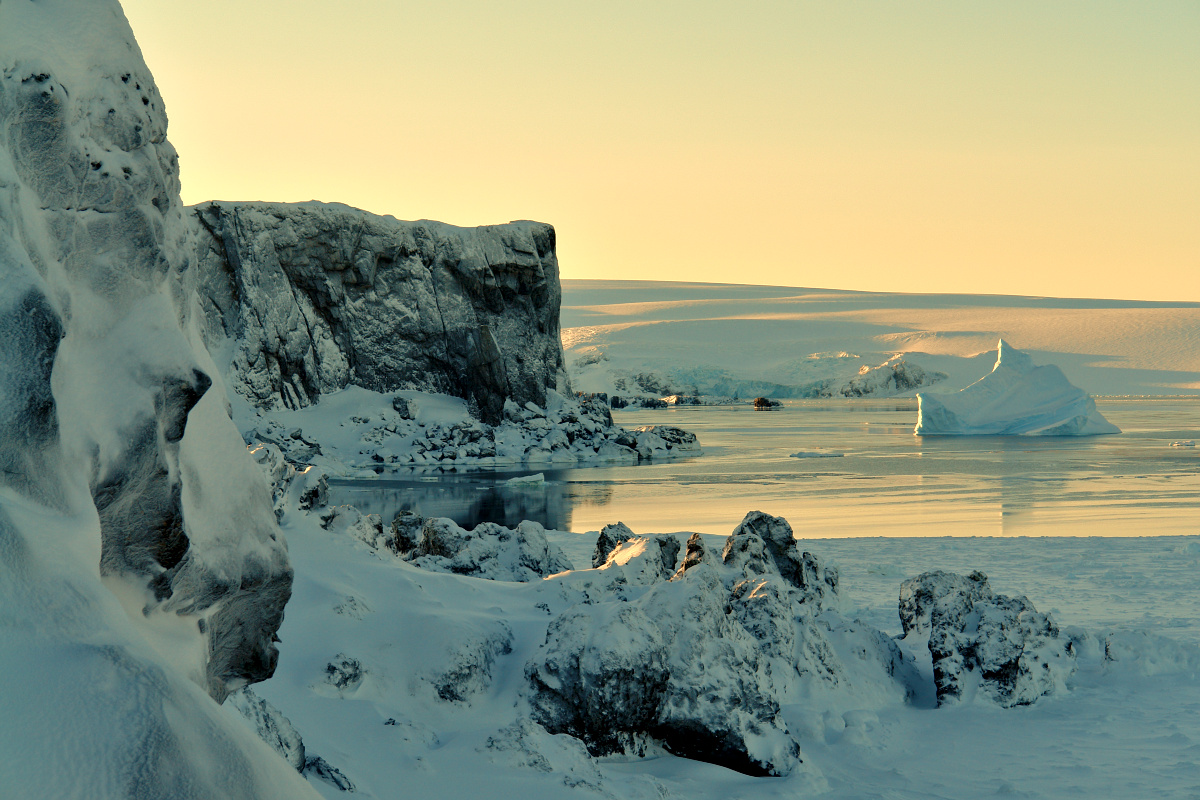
top-left (120, 1), bottom-right (1198, 302)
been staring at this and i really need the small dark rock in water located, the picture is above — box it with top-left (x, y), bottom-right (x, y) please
top-left (753, 397), bottom-right (780, 409)
top-left (609, 395), bottom-right (628, 409)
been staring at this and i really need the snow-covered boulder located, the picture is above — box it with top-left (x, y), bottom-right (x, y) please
top-left (722, 511), bottom-right (838, 611)
top-left (592, 521), bottom-right (681, 585)
top-left (528, 604), bottom-right (671, 756)
top-left (899, 570), bottom-right (1076, 707)
top-left (392, 514), bottom-right (574, 581)
top-left (527, 512), bottom-right (904, 777)
top-left (430, 621), bottom-right (514, 703)
top-left (915, 340), bottom-right (1119, 435)
top-left (192, 201), bottom-right (569, 424)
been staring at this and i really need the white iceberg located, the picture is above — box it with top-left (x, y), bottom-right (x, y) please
top-left (915, 340), bottom-right (1119, 436)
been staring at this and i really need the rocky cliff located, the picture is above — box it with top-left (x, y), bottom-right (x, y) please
top-left (191, 201), bottom-right (569, 424)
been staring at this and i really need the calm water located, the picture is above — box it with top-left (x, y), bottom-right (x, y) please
top-left (328, 398), bottom-right (1200, 537)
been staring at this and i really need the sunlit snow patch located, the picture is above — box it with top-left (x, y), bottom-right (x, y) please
top-left (914, 340), bottom-right (1119, 436)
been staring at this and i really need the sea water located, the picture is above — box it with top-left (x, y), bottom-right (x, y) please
top-left (327, 398), bottom-right (1199, 537)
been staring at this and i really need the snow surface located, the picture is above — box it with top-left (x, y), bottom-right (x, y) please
top-left (246, 485), bottom-right (1200, 799)
top-left (915, 339), bottom-right (1121, 436)
top-left (562, 280), bottom-right (1200, 400)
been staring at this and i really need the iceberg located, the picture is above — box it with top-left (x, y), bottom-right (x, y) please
top-left (915, 340), bottom-right (1119, 436)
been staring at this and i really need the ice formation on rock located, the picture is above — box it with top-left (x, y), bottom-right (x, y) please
top-left (899, 570), bottom-right (1077, 707)
top-left (192, 201), bottom-right (569, 424)
top-left (915, 340), bottom-right (1119, 435)
top-left (0, 1), bottom-right (310, 797)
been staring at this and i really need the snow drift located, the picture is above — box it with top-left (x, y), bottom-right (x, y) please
top-left (915, 340), bottom-right (1120, 436)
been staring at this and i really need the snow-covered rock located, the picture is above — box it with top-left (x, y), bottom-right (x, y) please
top-left (227, 687), bottom-right (307, 771)
top-left (527, 512), bottom-right (909, 777)
top-left (430, 621), bottom-right (514, 703)
top-left (242, 385), bottom-right (699, 473)
top-left (593, 526), bottom-right (682, 586)
top-left (0, 2), bottom-right (311, 797)
top-left (838, 356), bottom-right (947, 398)
top-left (899, 570), bottom-right (1077, 707)
top-left (915, 340), bottom-right (1119, 436)
top-left (192, 201), bottom-right (569, 424)
top-left (723, 511), bottom-right (838, 611)
top-left (392, 513), bottom-right (574, 581)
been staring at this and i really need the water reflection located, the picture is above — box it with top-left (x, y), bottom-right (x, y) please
top-left (328, 471), bottom-right (614, 531)
top-left (325, 398), bottom-right (1200, 537)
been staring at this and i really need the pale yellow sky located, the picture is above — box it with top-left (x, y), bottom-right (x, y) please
top-left (121, 1), bottom-right (1199, 301)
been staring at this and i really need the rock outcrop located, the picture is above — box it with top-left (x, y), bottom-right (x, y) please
top-left (899, 570), bottom-right (1076, 707)
top-left (191, 201), bottom-right (569, 424)
top-left (0, 2), bottom-right (309, 797)
top-left (528, 512), bottom-right (907, 777)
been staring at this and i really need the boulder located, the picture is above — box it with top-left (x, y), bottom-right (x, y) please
top-left (899, 570), bottom-right (1076, 706)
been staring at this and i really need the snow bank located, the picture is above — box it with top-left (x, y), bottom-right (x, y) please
top-left (915, 340), bottom-right (1120, 436)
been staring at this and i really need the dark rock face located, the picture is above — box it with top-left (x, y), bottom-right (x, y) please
top-left (899, 570), bottom-right (1076, 707)
top-left (192, 201), bottom-right (569, 424)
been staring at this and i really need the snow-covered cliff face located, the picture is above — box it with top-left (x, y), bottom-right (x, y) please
top-left (0, 2), bottom-right (309, 797)
top-left (191, 201), bottom-right (569, 424)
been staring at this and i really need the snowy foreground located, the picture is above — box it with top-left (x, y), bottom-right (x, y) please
top-left (245, 488), bottom-right (1200, 799)
top-left (563, 280), bottom-right (1200, 401)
